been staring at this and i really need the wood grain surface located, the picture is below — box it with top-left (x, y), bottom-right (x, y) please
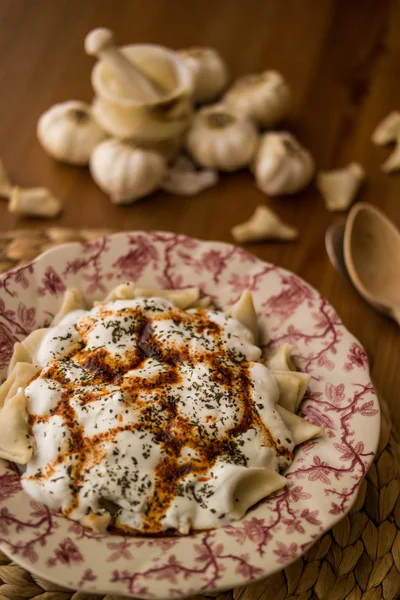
top-left (0, 0), bottom-right (399, 432)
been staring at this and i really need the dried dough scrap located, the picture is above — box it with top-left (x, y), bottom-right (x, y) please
top-left (371, 111), bottom-right (400, 145)
top-left (228, 289), bottom-right (258, 343)
top-left (9, 187), bottom-right (62, 218)
top-left (0, 362), bottom-right (41, 408)
top-left (264, 343), bottom-right (295, 371)
top-left (317, 162), bottom-right (365, 212)
top-left (0, 388), bottom-right (32, 463)
top-left (134, 287), bottom-right (200, 309)
top-left (272, 370), bottom-right (311, 413)
top-left (276, 405), bottom-right (323, 445)
top-left (231, 205), bottom-right (298, 243)
top-left (52, 288), bottom-right (87, 326)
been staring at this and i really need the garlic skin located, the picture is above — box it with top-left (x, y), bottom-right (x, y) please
top-left (186, 104), bottom-right (258, 171)
top-left (90, 139), bottom-right (166, 204)
top-left (253, 132), bottom-right (314, 196)
top-left (177, 47), bottom-right (229, 104)
top-left (9, 187), bottom-right (62, 218)
top-left (223, 70), bottom-right (291, 129)
top-left (372, 111), bottom-right (400, 145)
top-left (37, 101), bottom-right (107, 166)
top-left (161, 154), bottom-right (218, 195)
top-left (232, 205), bottom-right (298, 243)
top-left (317, 163), bottom-right (365, 212)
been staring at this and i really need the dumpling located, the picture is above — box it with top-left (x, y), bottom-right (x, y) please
top-left (21, 329), bottom-right (49, 365)
top-left (7, 342), bottom-right (32, 376)
top-left (264, 343), bottom-right (295, 371)
top-left (227, 289), bottom-right (258, 342)
top-left (134, 287), bottom-right (200, 309)
top-left (104, 281), bottom-right (136, 302)
top-left (52, 288), bottom-right (87, 326)
top-left (0, 362), bottom-right (41, 408)
top-left (0, 388), bottom-right (32, 463)
top-left (273, 370), bottom-right (311, 412)
top-left (276, 405), bottom-right (323, 445)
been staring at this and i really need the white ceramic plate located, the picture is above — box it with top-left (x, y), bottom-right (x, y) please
top-left (0, 231), bottom-right (380, 599)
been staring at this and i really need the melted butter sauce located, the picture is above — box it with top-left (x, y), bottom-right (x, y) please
top-left (22, 297), bottom-right (294, 534)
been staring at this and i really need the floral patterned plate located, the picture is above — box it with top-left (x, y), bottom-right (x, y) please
top-left (0, 231), bottom-right (380, 599)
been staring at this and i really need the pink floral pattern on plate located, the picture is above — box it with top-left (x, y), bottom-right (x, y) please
top-left (0, 231), bottom-right (380, 599)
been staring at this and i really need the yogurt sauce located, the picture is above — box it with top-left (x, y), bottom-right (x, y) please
top-left (22, 297), bottom-right (294, 534)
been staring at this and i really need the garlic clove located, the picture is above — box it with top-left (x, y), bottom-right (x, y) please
top-left (161, 154), bottom-right (218, 195)
top-left (253, 132), bottom-right (314, 196)
top-left (0, 158), bottom-right (11, 198)
top-left (371, 111), bottom-right (400, 145)
top-left (9, 187), bottom-right (62, 219)
top-left (381, 143), bottom-right (400, 173)
top-left (37, 101), bottom-right (107, 166)
top-left (316, 162), bottom-right (365, 212)
top-left (231, 205), bottom-right (298, 244)
top-left (177, 47), bottom-right (229, 104)
top-left (186, 103), bottom-right (258, 172)
top-left (223, 70), bottom-right (291, 129)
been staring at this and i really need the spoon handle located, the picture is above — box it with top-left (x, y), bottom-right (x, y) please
top-left (391, 308), bottom-right (400, 327)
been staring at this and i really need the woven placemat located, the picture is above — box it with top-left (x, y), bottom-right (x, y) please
top-left (0, 228), bottom-right (399, 600)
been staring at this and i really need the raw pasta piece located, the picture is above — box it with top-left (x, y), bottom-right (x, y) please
top-left (105, 281), bottom-right (135, 302)
top-left (80, 512), bottom-right (112, 534)
top-left (134, 287), bottom-right (200, 309)
top-left (227, 289), bottom-right (258, 343)
top-left (52, 288), bottom-right (87, 326)
top-left (7, 342), bottom-right (31, 376)
top-left (276, 405), bottom-right (324, 445)
top-left (0, 362), bottom-right (40, 408)
top-left (273, 370), bottom-right (311, 413)
top-left (264, 343), bottom-right (295, 371)
top-left (21, 328), bottom-right (49, 364)
top-left (0, 388), bottom-right (32, 463)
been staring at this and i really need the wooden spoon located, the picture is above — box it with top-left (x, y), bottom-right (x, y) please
top-left (85, 28), bottom-right (164, 103)
top-left (344, 202), bottom-right (400, 325)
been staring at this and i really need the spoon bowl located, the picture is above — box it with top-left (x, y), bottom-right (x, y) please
top-left (343, 202), bottom-right (400, 325)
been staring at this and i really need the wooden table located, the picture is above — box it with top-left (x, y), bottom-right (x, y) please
top-left (0, 0), bottom-right (399, 436)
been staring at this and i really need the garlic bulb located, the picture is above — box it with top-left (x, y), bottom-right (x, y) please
top-left (223, 70), bottom-right (291, 129)
top-left (37, 101), bottom-right (107, 166)
top-left (316, 163), bottom-right (365, 212)
top-left (253, 132), bottom-right (314, 196)
top-left (90, 139), bottom-right (166, 204)
top-left (372, 111), bottom-right (400, 145)
top-left (9, 187), bottom-right (62, 218)
top-left (231, 205), bottom-right (298, 243)
top-left (186, 104), bottom-right (258, 171)
top-left (177, 47), bottom-right (229, 104)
